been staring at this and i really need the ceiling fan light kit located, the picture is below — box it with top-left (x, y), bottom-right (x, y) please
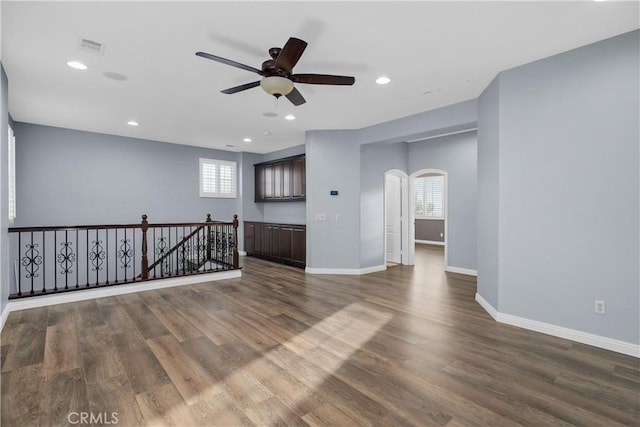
top-left (260, 76), bottom-right (294, 97)
top-left (196, 37), bottom-right (355, 106)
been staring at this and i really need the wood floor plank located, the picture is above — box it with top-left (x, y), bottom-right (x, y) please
top-left (1, 364), bottom-right (43, 427)
top-left (147, 304), bottom-right (203, 342)
top-left (38, 368), bottom-right (91, 427)
top-left (85, 375), bottom-right (145, 427)
top-left (79, 325), bottom-right (126, 384)
top-left (42, 321), bottom-right (81, 376)
top-left (135, 383), bottom-right (200, 426)
top-left (146, 334), bottom-right (221, 405)
top-left (110, 332), bottom-right (170, 395)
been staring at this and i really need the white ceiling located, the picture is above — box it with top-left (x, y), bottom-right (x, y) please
top-left (2, 1), bottom-right (638, 154)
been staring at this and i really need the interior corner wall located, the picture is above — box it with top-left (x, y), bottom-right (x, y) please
top-left (306, 130), bottom-right (360, 269)
top-left (359, 142), bottom-right (408, 268)
top-left (13, 123), bottom-right (242, 226)
top-left (408, 131), bottom-right (478, 271)
top-left (0, 64), bottom-right (10, 317)
top-left (481, 30), bottom-right (640, 344)
top-left (477, 75), bottom-right (501, 308)
top-left (239, 151), bottom-right (264, 250)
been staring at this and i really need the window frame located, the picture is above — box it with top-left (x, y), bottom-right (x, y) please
top-left (199, 158), bottom-right (237, 199)
top-left (8, 125), bottom-right (16, 222)
top-left (414, 175), bottom-right (444, 220)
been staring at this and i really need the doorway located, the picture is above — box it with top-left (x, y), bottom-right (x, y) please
top-left (384, 170), bottom-right (409, 266)
top-left (408, 169), bottom-right (448, 267)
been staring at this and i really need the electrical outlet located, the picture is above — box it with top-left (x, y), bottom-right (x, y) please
top-left (595, 300), bottom-right (606, 315)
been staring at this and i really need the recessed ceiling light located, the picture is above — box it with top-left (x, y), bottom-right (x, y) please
top-left (284, 114), bottom-right (295, 121)
top-left (243, 138), bottom-right (252, 143)
top-left (376, 76), bottom-right (391, 85)
top-left (67, 61), bottom-right (87, 70)
top-left (127, 121), bottom-right (139, 126)
top-left (103, 71), bottom-right (128, 81)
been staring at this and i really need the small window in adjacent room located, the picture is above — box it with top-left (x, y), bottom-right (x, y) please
top-left (199, 158), bottom-right (237, 198)
top-left (415, 175), bottom-right (444, 219)
top-left (8, 125), bottom-right (16, 222)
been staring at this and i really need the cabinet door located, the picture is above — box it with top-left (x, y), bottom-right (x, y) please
top-left (254, 223), bottom-right (263, 254)
top-left (273, 163), bottom-right (283, 198)
top-left (255, 165), bottom-right (265, 202)
top-left (291, 227), bottom-right (306, 266)
top-left (262, 225), bottom-right (272, 254)
top-left (244, 223), bottom-right (255, 253)
top-left (264, 166), bottom-right (274, 199)
top-left (292, 158), bottom-right (305, 198)
top-left (282, 162), bottom-right (292, 198)
top-left (270, 225), bottom-right (281, 258)
top-left (280, 227), bottom-right (293, 261)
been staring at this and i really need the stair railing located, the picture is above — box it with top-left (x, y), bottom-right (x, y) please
top-left (7, 213), bottom-right (239, 299)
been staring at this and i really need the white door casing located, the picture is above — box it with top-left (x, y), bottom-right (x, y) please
top-left (385, 174), bottom-right (402, 263)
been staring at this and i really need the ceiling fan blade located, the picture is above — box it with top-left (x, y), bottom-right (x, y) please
top-left (195, 52), bottom-right (262, 75)
top-left (221, 81), bottom-right (261, 94)
top-left (293, 74), bottom-right (355, 85)
top-left (285, 87), bottom-right (306, 106)
top-left (274, 37), bottom-right (308, 73)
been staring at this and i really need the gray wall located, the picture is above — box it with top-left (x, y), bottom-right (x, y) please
top-left (13, 123), bottom-right (242, 226)
top-left (360, 143), bottom-right (408, 268)
top-left (306, 130), bottom-right (361, 269)
top-left (408, 131), bottom-right (478, 270)
top-left (478, 30), bottom-right (639, 344)
top-left (415, 220), bottom-right (444, 242)
top-left (1, 64), bottom-right (10, 317)
top-left (477, 76), bottom-right (501, 308)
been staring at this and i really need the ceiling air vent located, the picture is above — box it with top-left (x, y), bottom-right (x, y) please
top-left (79, 38), bottom-right (105, 55)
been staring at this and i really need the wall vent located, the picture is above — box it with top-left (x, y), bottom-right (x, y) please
top-left (79, 38), bottom-right (105, 55)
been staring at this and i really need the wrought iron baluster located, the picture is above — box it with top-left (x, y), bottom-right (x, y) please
top-left (42, 231), bottom-right (46, 292)
top-left (54, 231), bottom-right (58, 291)
top-left (76, 229), bottom-right (79, 289)
top-left (17, 233), bottom-right (22, 296)
top-left (57, 230), bottom-right (75, 291)
top-left (106, 228), bottom-right (109, 285)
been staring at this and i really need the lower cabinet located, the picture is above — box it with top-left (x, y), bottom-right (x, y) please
top-left (244, 222), bottom-right (306, 268)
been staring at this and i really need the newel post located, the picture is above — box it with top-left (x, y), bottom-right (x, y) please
top-left (141, 214), bottom-right (149, 280)
top-left (206, 213), bottom-right (213, 261)
top-left (232, 214), bottom-right (239, 269)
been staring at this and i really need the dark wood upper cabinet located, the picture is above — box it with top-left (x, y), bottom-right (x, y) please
top-left (254, 154), bottom-right (305, 202)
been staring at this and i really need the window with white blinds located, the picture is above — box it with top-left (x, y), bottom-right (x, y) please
top-left (199, 158), bottom-right (237, 198)
top-left (414, 175), bottom-right (444, 219)
top-left (8, 125), bottom-right (16, 222)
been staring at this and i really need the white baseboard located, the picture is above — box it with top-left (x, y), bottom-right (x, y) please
top-left (305, 264), bottom-right (387, 275)
top-left (445, 266), bottom-right (478, 276)
top-left (475, 293), bottom-right (639, 358)
top-left (0, 305), bottom-right (10, 334)
top-left (415, 240), bottom-right (445, 246)
top-left (0, 270), bottom-right (241, 332)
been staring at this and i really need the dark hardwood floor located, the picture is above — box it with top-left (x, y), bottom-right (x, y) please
top-left (1, 245), bottom-right (638, 426)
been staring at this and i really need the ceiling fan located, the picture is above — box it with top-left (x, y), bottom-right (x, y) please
top-left (195, 37), bottom-right (355, 106)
